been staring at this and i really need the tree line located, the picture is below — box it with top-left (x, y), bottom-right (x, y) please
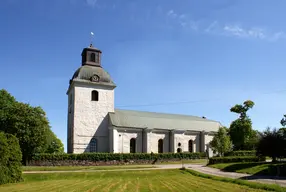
top-left (0, 89), bottom-right (64, 165)
top-left (210, 100), bottom-right (286, 162)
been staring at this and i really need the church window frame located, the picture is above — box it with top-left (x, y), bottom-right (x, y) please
top-left (90, 138), bottom-right (97, 152)
top-left (130, 138), bottom-right (136, 153)
top-left (91, 90), bottom-right (99, 101)
top-left (158, 139), bottom-right (163, 153)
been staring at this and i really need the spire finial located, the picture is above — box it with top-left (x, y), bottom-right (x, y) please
top-left (90, 32), bottom-right (94, 47)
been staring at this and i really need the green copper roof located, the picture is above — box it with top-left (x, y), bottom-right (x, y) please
top-left (109, 109), bottom-right (222, 132)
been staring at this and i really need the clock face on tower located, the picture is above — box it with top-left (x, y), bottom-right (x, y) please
top-left (91, 74), bottom-right (99, 82)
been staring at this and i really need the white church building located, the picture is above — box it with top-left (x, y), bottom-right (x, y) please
top-left (67, 44), bottom-right (222, 154)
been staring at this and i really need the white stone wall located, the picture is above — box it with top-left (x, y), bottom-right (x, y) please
top-left (115, 129), bottom-right (143, 153)
top-left (204, 134), bottom-right (214, 151)
top-left (72, 82), bottom-right (114, 153)
top-left (147, 131), bottom-right (170, 153)
top-left (112, 128), bottom-right (119, 153)
top-left (174, 133), bottom-right (199, 153)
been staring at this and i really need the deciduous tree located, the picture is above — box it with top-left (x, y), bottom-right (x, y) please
top-left (36, 129), bottom-right (64, 154)
top-left (256, 127), bottom-right (285, 162)
top-left (0, 89), bottom-right (62, 164)
top-left (229, 100), bottom-right (257, 150)
top-left (209, 127), bottom-right (232, 157)
top-left (280, 114), bottom-right (286, 126)
top-left (230, 100), bottom-right (254, 119)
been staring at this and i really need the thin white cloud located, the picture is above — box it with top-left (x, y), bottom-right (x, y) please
top-left (69, 0), bottom-right (98, 7)
top-left (223, 25), bottom-right (266, 39)
top-left (204, 22), bottom-right (286, 42)
top-left (165, 10), bottom-right (284, 42)
top-left (178, 21), bottom-right (198, 30)
top-left (167, 10), bottom-right (198, 30)
top-left (270, 31), bottom-right (286, 41)
top-left (179, 14), bottom-right (186, 19)
top-left (205, 21), bottom-right (218, 33)
top-left (86, 0), bottom-right (97, 7)
top-left (167, 10), bottom-right (177, 18)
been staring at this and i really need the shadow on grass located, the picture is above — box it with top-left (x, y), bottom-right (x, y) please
top-left (185, 169), bottom-right (286, 192)
top-left (221, 162), bottom-right (286, 178)
top-left (239, 175), bottom-right (286, 181)
top-left (222, 162), bottom-right (269, 172)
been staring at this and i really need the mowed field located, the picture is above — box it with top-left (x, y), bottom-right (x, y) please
top-left (0, 169), bottom-right (269, 192)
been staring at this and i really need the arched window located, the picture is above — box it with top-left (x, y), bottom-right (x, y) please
top-left (158, 139), bottom-right (163, 153)
top-left (177, 148), bottom-right (182, 153)
top-left (130, 138), bottom-right (136, 153)
top-left (90, 138), bottom-right (97, 152)
top-left (91, 90), bottom-right (98, 101)
top-left (189, 140), bottom-right (193, 152)
top-left (90, 53), bottom-right (95, 62)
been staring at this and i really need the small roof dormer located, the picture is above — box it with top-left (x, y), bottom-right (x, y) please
top-left (81, 43), bottom-right (102, 67)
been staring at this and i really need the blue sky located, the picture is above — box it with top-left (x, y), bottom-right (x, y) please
top-left (1, 0), bottom-right (286, 151)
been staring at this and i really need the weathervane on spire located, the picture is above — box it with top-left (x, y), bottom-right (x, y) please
top-left (90, 32), bottom-right (94, 47)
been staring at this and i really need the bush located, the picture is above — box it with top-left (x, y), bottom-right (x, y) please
top-left (208, 156), bottom-right (266, 165)
top-left (31, 152), bottom-right (206, 162)
top-left (224, 150), bottom-right (256, 157)
top-left (0, 132), bottom-right (23, 185)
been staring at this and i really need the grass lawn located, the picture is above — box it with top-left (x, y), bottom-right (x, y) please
top-left (22, 165), bottom-right (155, 171)
top-left (209, 162), bottom-right (286, 176)
top-left (0, 169), bottom-right (272, 192)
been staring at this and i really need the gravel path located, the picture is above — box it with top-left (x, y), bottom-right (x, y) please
top-left (23, 163), bottom-right (286, 187)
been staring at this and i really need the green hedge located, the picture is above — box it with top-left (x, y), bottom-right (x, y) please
top-left (208, 156), bottom-right (266, 165)
top-left (31, 152), bottom-right (206, 161)
top-left (0, 132), bottom-right (23, 185)
top-left (224, 150), bottom-right (256, 157)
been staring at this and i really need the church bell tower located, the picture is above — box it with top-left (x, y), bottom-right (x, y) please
top-left (81, 43), bottom-right (102, 67)
top-left (66, 43), bottom-right (116, 154)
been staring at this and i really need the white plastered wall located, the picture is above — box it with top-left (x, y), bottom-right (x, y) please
top-left (147, 131), bottom-right (170, 153)
top-left (72, 82), bottom-right (114, 153)
top-left (204, 134), bottom-right (214, 151)
top-left (115, 129), bottom-right (143, 153)
top-left (174, 133), bottom-right (199, 152)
